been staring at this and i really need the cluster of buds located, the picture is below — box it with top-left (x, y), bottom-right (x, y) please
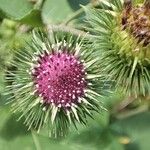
top-left (84, 0), bottom-right (150, 97)
top-left (122, 0), bottom-right (150, 46)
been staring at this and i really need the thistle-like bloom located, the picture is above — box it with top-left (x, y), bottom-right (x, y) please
top-left (85, 0), bottom-right (150, 97)
top-left (6, 30), bottom-right (104, 137)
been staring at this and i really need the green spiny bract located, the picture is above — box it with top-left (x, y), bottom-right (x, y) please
top-left (85, 0), bottom-right (150, 97)
top-left (5, 29), bottom-right (106, 138)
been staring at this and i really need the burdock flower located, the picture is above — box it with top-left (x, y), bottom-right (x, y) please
top-left (6, 30), bottom-right (104, 137)
top-left (85, 0), bottom-right (150, 97)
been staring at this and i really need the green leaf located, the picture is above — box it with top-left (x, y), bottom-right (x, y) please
top-left (0, 107), bottom-right (35, 150)
top-left (20, 9), bottom-right (43, 27)
top-left (42, 0), bottom-right (89, 23)
top-left (111, 111), bottom-right (150, 150)
top-left (0, 0), bottom-right (42, 26)
top-left (0, 0), bottom-right (33, 19)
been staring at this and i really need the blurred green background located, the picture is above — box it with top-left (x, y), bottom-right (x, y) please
top-left (0, 0), bottom-right (150, 150)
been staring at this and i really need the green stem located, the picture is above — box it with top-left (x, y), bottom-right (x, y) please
top-left (116, 105), bottom-right (149, 119)
top-left (63, 1), bottom-right (98, 25)
top-left (31, 129), bottom-right (41, 150)
top-left (63, 6), bottom-right (86, 25)
top-left (46, 24), bottom-right (94, 38)
top-left (34, 0), bottom-right (46, 9)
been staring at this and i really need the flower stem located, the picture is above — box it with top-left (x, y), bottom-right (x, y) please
top-left (31, 129), bottom-right (41, 150)
top-left (46, 24), bottom-right (94, 38)
top-left (116, 105), bottom-right (149, 119)
top-left (63, 6), bottom-right (87, 25)
top-left (63, 1), bottom-right (99, 25)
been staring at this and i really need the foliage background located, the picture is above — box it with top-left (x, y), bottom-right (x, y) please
top-left (0, 0), bottom-right (150, 150)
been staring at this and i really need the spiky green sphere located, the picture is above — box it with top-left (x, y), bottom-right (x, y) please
top-left (85, 0), bottom-right (150, 97)
top-left (6, 29), bottom-right (105, 137)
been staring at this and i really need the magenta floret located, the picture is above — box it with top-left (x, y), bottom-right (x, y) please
top-left (32, 51), bottom-right (87, 108)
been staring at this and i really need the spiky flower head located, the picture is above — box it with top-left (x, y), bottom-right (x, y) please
top-left (6, 29), bottom-right (105, 137)
top-left (85, 0), bottom-right (150, 97)
top-left (122, 0), bottom-right (150, 46)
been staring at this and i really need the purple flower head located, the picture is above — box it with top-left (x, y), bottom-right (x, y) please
top-left (85, 0), bottom-right (150, 97)
top-left (6, 30), bottom-right (104, 137)
top-left (32, 51), bottom-right (87, 108)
